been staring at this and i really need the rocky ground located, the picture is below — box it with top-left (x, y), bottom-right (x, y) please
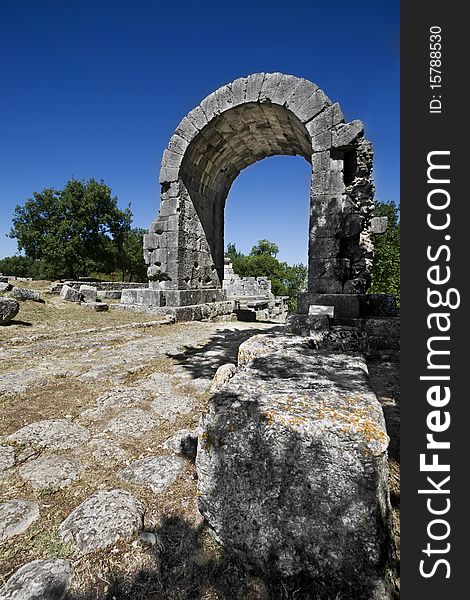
top-left (0, 290), bottom-right (399, 600)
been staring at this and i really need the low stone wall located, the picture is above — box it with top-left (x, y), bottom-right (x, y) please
top-left (196, 334), bottom-right (397, 598)
top-left (110, 300), bottom-right (237, 322)
top-left (63, 281), bottom-right (148, 291)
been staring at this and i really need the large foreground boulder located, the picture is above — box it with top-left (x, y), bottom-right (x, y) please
top-left (196, 334), bottom-right (396, 599)
top-left (0, 298), bottom-right (19, 324)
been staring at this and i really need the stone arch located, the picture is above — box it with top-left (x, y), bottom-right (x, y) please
top-left (144, 73), bottom-right (375, 308)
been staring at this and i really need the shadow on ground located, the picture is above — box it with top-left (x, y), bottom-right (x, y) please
top-left (1, 319), bottom-right (33, 327)
top-left (72, 515), bottom-right (339, 600)
top-left (166, 326), bottom-right (283, 380)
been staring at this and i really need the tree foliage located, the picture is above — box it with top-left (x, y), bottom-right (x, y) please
top-left (0, 255), bottom-right (47, 279)
top-left (368, 200), bottom-right (400, 305)
top-left (9, 178), bottom-right (133, 279)
top-left (118, 228), bottom-right (148, 282)
top-left (226, 240), bottom-right (307, 312)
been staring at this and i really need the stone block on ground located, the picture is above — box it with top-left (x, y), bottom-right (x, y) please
top-left (196, 334), bottom-right (395, 599)
top-left (60, 284), bottom-right (82, 303)
top-left (50, 282), bottom-right (63, 294)
top-left (0, 500), bottom-right (40, 543)
top-left (0, 298), bottom-right (19, 324)
top-left (162, 429), bottom-right (200, 459)
top-left (0, 559), bottom-right (73, 600)
top-left (0, 282), bottom-right (12, 292)
top-left (12, 287), bottom-right (41, 302)
top-left (59, 489), bottom-right (145, 554)
top-left (79, 284), bottom-right (98, 302)
top-left (80, 301), bottom-right (109, 312)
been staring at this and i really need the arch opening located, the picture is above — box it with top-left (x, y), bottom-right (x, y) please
top-left (144, 72), bottom-right (376, 310)
top-left (179, 102), bottom-right (312, 282)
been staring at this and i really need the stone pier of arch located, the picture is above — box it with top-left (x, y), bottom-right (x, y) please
top-left (121, 72), bottom-right (388, 320)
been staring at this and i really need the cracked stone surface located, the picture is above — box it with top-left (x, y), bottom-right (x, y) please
top-left (0, 559), bottom-right (73, 600)
top-left (7, 420), bottom-right (90, 451)
top-left (0, 500), bottom-right (40, 543)
top-left (85, 438), bottom-right (128, 466)
top-left (106, 409), bottom-right (158, 438)
top-left (59, 489), bottom-right (145, 555)
top-left (0, 445), bottom-right (15, 479)
top-left (81, 387), bottom-right (150, 419)
top-left (151, 393), bottom-right (195, 420)
top-left (118, 455), bottom-right (186, 493)
top-left (18, 455), bottom-right (84, 491)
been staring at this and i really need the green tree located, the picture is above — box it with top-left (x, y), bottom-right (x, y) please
top-left (250, 239), bottom-right (279, 258)
top-left (9, 178), bottom-right (132, 279)
top-left (118, 227), bottom-right (148, 282)
top-left (368, 200), bottom-right (400, 306)
top-left (0, 255), bottom-right (46, 279)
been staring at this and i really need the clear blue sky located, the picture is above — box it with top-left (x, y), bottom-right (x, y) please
top-left (0, 0), bottom-right (399, 265)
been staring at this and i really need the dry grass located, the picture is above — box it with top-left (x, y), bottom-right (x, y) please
top-left (0, 292), bottom-right (162, 343)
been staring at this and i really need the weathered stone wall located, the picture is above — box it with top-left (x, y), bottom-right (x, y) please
top-left (145, 73), bottom-right (376, 308)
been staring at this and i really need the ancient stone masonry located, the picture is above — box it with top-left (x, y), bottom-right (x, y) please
top-left (223, 258), bottom-right (288, 321)
top-left (143, 72), bottom-right (376, 313)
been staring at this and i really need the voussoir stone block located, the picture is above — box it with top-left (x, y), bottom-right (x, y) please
top-left (196, 334), bottom-right (396, 599)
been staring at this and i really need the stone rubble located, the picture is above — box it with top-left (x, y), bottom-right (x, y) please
top-left (60, 284), bottom-right (82, 302)
top-left (78, 284), bottom-right (97, 302)
top-left (12, 287), bottom-right (41, 302)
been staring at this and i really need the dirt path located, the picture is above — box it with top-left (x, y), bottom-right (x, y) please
top-left (1, 306), bottom-right (280, 599)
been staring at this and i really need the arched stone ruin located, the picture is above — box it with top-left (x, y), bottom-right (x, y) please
top-left (142, 72), bottom-right (376, 313)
